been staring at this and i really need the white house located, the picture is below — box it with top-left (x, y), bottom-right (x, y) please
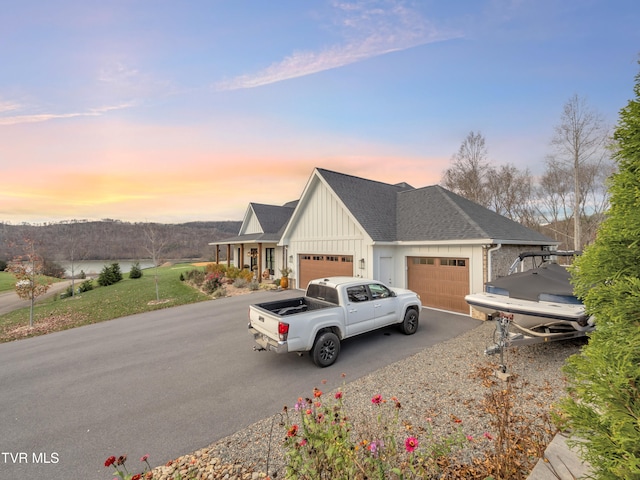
top-left (211, 168), bottom-right (557, 315)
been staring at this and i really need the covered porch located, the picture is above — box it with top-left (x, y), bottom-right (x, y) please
top-left (209, 235), bottom-right (283, 283)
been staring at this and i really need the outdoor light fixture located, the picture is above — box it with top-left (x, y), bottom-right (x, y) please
top-left (359, 258), bottom-right (365, 269)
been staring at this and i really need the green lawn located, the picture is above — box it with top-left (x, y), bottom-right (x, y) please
top-left (0, 263), bottom-right (211, 342)
top-left (0, 271), bottom-right (16, 292)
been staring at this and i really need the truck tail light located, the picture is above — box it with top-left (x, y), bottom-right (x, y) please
top-left (278, 322), bottom-right (289, 342)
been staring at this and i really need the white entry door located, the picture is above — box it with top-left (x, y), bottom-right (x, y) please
top-left (379, 257), bottom-right (393, 285)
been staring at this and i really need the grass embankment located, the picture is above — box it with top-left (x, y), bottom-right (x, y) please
top-left (0, 264), bottom-right (210, 343)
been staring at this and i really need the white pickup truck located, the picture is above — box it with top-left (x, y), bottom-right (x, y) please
top-left (248, 277), bottom-right (422, 367)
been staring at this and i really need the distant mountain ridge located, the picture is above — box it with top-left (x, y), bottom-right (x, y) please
top-left (0, 220), bottom-right (242, 262)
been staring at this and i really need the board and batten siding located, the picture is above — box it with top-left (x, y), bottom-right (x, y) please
top-left (239, 210), bottom-right (262, 235)
top-left (283, 178), bottom-right (369, 285)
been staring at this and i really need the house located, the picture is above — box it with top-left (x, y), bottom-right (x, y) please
top-left (211, 200), bottom-right (297, 278)
top-left (211, 168), bottom-right (557, 316)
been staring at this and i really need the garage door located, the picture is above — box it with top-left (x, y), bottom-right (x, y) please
top-left (407, 257), bottom-right (469, 313)
top-left (299, 254), bottom-right (354, 290)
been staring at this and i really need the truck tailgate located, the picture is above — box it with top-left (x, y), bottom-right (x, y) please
top-left (249, 305), bottom-right (283, 339)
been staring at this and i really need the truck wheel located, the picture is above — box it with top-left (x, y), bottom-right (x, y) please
top-left (399, 308), bottom-right (419, 335)
top-left (311, 331), bottom-right (340, 368)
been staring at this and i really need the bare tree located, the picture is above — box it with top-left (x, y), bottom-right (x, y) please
top-left (442, 131), bottom-right (491, 207)
top-left (56, 220), bottom-right (90, 296)
top-left (535, 158), bottom-right (575, 246)
top-left (550, 94), bottom-right (610, 249)
top-left (485, 164), bottom-right (536, 226)
top-left (143, 223), bottom-right (168, 302)
top-left (6, 237), bottom-right (52, 327)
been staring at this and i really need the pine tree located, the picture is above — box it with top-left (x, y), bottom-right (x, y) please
top-left (558, 63), bottom-right (640, 479)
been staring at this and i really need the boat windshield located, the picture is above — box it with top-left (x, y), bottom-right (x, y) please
top-left (486, 285), bottom-right (509, 296)
top-left (539, 293), bottom-right (583, 305)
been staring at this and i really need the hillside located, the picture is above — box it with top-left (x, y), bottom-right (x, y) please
top-left (0, 220), bottom-right (242, 262)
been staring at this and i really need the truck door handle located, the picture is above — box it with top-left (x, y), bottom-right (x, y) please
top-left (349, 308), bottom-right (357, 313)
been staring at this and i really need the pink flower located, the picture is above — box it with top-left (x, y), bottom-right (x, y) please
top-left (140, 454), bottom-right (149, 462)
top-left (104, 456), bottom-right (116, 467)
top-left (483, 432), bottom-right (494, 441)
top-left (405, 436), bottom-right (419, 453)
top-left (335, 391), bottom-right (343, 400)
top-left (466, 435), bottom-right (474, 442)
top-left (371, 394), bottom-right (383, 404)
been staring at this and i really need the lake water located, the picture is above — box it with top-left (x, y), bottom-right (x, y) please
top-left (59, 260), bottom-right (156, 278)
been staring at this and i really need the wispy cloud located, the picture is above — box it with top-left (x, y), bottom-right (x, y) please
top-left (0, 101), bottom-right (22, 114)
top-left (215, 0), bottom-right (461, 91)
top-left (0, 102), bottom-right (135, 126)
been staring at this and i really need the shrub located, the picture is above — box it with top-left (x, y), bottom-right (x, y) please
top-left (233, 278), bottom-right (248, 289)
top-left (184, 269), bottom-right (205, 286)
top-left (212, 287), bottom-right (227, 298)
top-left (129, 262), bottom-right (143, 279)
top-left (98, 263), bottom-right (123, 287)
top-left (43, 259), bottom-right (66, 278)
top-left (556, 62), bottom-right (640, 480)
top-left (79, 280), bottom-right (94, 293)
top-left (205, 263), bottom-right (227, 276)
top-left (249, 280), bottom-right (259, 291)
top-left (203, 272), bottom-right (223, 294)
top-left (0, 259), bottom-right (8, 271)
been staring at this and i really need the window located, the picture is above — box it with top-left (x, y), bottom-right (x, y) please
top-left (440, 258), bottom-right (466, 267)
top-left (368, 283), bottom-right (392, 299)
top-left (265, 248), bottom-right (275, 274)
top-left (412, 257), bottom-right (434, 265)
top-left (249, 248), bottom-right (258, 270)
top-left (347, 285), bottom-right (369, 302)
top-left (312, 256), bottom-right (324, 261)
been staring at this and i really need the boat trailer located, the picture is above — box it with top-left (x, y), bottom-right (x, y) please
top-left (485, 312), bottom-right (589, 374)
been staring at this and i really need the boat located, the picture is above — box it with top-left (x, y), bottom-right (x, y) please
top-left (465, 251), bottom-right (595, 339)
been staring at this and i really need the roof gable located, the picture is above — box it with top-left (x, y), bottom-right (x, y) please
top-left (315, 168), bottom-right (414, 242)
top-left (234, 202), bottom-right (296, 243)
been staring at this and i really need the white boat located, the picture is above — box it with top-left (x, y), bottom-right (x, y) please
top-left (465, 251), bottom-right (595, 338)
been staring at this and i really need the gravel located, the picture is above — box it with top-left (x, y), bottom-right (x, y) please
top-left (149, 320), bottom-right (585, 480)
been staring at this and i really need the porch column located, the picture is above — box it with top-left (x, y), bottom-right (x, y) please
top-left (226, 245), bottom-right (231, 267)
top-left (215, 245), bottom-right (220, 264)
top-left (240, 244), bottom-right (245, 269)
top-left (258, 242), bottom-right (263, 283)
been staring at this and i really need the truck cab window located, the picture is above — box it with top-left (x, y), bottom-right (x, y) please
top-left (368, 283), bottom-right (391, 299)
top-left (347, 285), bottom-right (369, 302)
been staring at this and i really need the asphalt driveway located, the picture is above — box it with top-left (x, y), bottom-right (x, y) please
top-left (0, 289), bottom-right (480, 479)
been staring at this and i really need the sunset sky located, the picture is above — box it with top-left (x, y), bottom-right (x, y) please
top-left (1, 1), bottom-right (638, 224)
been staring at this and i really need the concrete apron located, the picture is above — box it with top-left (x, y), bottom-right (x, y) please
top-left (528, 433), bottom-right (592, 480)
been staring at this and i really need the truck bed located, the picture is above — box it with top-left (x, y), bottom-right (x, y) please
top-left (253, 297), bottom-right (336, 317)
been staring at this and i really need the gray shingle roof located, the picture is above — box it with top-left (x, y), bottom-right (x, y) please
top-left (215, 202), bottom-right (296, 245)
top-left (317, 168), bottom-right (413, 242)
top-left (317, 168), bottom-right (553, 244)
top-left (397, 186), bottom-right (554, 242)
top-left (251, 202), bottom-right (296, 236)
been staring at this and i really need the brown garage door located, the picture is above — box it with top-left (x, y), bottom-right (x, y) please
top-left (407, 257), bottom-right (469, 313)
top-left (298, 254), bottom-right (354, 290)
